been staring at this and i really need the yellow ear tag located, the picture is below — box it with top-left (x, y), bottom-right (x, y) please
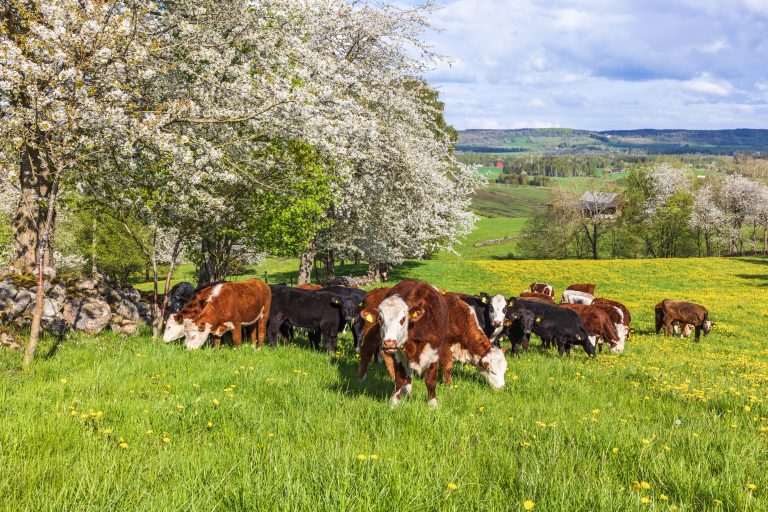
top-left (411, 311), bottom-right (419, 319)
top-left (481, 297), bottom-right (487, 303)
top-left (577, 335), bottom-right (582, 340)
top-left (504, 320), bottom-right (512, 326)
top-left (364, 313), bottom-right (373, 323)
top-left (535, 317), bottom-right (541, 323)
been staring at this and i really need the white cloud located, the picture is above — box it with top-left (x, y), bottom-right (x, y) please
top-left (677, 74), bottom-right (733, 96)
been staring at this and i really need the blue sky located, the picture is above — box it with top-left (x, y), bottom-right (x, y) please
top-left (409, 0), bottom-right (768, 130)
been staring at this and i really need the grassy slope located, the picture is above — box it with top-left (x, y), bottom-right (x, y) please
top-left (2, 257), bottom-right (768, 511)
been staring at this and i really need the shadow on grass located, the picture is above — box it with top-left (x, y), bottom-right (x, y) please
top-left (328, 356), bottom-right (394, 401)
top-left (735, 274), bottom-right (768, 287)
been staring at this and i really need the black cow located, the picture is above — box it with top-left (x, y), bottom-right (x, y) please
top-left (458, 292), bottom-right (508, 347)
top-left (267, 286), bottom-right (360, 353)
top-left (503, 302), bottom-right (535, 355)
top-left (513, 299), bottom-right (597, 357)
top-left (318, 286), bottom-right (366, 348)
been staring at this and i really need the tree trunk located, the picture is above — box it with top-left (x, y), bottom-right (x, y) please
top-left (366, 262), bottom-right (390, 283)
top-left (751, 221), bottom-right (757, 254)
top-left (324, 251), bottom-right (335, 283)
top-left (24, 163), bottom-right (60, 368)
top-left (13, 144), bottom-right (53, 273)
top-left (159, 233), bottom-right (184, 324)
top-left (297, 249), bottom-right (315, 285)
top-left (763, 226), bottom-right (767, 254)
top-left (91, 214), bottom-right (98, 276)
top-left (151, 230), bottom-right (160, 340)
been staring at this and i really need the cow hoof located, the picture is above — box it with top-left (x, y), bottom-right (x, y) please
top-left (427, 398), bottom-right (438, 408)
top-left (403, 383), bottom-right (412, 396)
top-left (359, 374), bottom-right (367, 383)
top-left (390, 395), bottom-right (401, 407)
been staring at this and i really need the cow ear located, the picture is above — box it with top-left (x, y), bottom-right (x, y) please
top-left (173, 314), bottom-right (183, 323)
top-left (358, 302), bottom-right (364, 308)
top-left (360, 308), bottom-right (378, 324)
top-left (330, 296), bottom-right (341, 305)
top-left (501, 347), bottom-right (508, 355)
top-left (508, 296), bottom-right (516, 304)
top-left (408, 307), bottom-right (425, 322)
top-left (481, 296), bottom-right (487, 304)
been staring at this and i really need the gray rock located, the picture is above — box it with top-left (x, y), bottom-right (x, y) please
top-left (0, 332), bottom-right (23, 351)
top-left (75, 277), bottom-right (99, 291)
top-left (0, 282), bottom-right (18, 302)
top-left (111, 320), bottom-right (138, 336)
top-left (10, 290), bottom-right (33, 317)
top-left (42, 298), bottom-right (60, 319)
top-left (111, 299), bottom-right (140, 323)
top-left (42, 315), bottom-right (68, 336)
top-left (29, 280), bottom-right (52, 294)
top-left (48, 284), bottom-right (67, 302)
top-left (62, 298), bottom-right (112, 334)
top-left (118, 287), bottom-right (142, 304)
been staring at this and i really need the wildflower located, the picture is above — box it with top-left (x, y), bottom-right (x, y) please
top-left (612, 447), bottom-right (619, 454)
top-left (176, 404), bottom-right (184, 410)
top-left (640, 497), bottom-right (651, 505)
top-left (713, 499), bottom-right (722, 505)
top-left (102, 429), bottom-right (113, 434)
top-left (744, 406), bottom-right (751, 412)
top-left (163, 437), bottom-right (171, 443)
top-left (146, 429), bottom-right (153, 435)
top-left (674, 419), bottom-right (681, 426)
top-left (357, 454), bottom-right (366, 461)
top-left (119, 442), bottom-right (129, 449)
top-left (370, 454), bottom-right (378, 460)
top-left (640, 481), bottom-right (651, 490)
top-left (669, 505), bottom-right (679, 511)
top-left (447, 483), bottom-right (458, 490)
top-left (60, 378), bottom-right (67, 384)
top-left (660, 494), bottom-right (668, 501)
top-left (523, 500), bottom-right (535, 510)
top-left (642, 438), bottom-right (651, 445)
top-left (746, 483), bottom-right (757, 491)
top-left (591, 409), bottom-right (600, 414)
top-left (207, 422), bottom-right (213, 429)
top-left (663, 445), bottom-right (671, 452)
top-left (212, 399), bottom-right (220, 406)
top-left (268, 432), bottom-right (274, 438)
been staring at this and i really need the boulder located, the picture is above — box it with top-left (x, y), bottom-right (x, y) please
top-left (111, 299), bottom-right (140, 324)
top-left (0, 282), bottom-right (18, 302)
top-left (29, 280), bottom-right (52, 294)
top-left (117, 287), bottom-right (142, 304)
top-left (62, 298), bottom-right (112, 334)
top-left (75, 277), bottom-right (99, 291)
top-left (9, 290), bottom-right (33, 317)
top-left (42, 315), bottom-right (68, 337)
top-left (111, 319), bottom-right (138, 336)
top-left (0, 331), bottom-right (23, 351)
top-left (48, 284), bottom-right (67, 302)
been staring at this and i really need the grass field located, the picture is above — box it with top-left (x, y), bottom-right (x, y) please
top-left (2, 257), bottom-right (767, 511)
top-left (471, 184), bottom-right (550, 218)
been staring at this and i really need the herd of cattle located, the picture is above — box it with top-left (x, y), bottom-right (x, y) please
top-left (162, 278), bottom-right (714, 406)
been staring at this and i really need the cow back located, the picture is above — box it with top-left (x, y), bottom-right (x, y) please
top-left (566, 283), bottom-right (596, 295)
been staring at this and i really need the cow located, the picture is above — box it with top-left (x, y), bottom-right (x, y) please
top-left (296, 283), bottom-right (323, 290)
top-left (267, 286), bottom-right (360, 353)
top-left (561, 290), bottom-right (595, 305)
top-left (513, 299), bottom-right (597, 357)
top-left (439, 293), bottom-right (507, 389)
top-left (457, 292), bottom-right (508, 346)
top-left (360, 279), bottom-right (449, 407)
top-left (503, 301), bottom-right (535, 355)
top-left (559, 303), bottom-right (622, 353)
top-left (673, 322), bottom-right (695, 338)
top-left (320, 285), bottom-right (367, 348)
top-left (530, 283), bottom-right (554, 298)
top-left (591, 298), bottom-right (631, 344)
top-left (566, 283), bottom-right (596, 296)
top-left (657, 299), bottom-right (714, 342)
top-left (162, 282), bottom-right (222, 343)
top-left (592, 298), bottom-right (632, 333)
top-left (358, 287), bottom-right (396, 381)
top-left (184, 279), bottom-right (272, 350)
top-left (519, 291), bottom-right (556, 304)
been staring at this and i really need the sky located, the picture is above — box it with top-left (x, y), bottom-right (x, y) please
top-left (406, 0), bottom-right (768, 130)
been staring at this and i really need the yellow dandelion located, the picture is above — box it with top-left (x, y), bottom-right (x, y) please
top-left (663, 445), bottom-right (671, 452)
top-left (119, 442), bottom-right (129, 449)
top-left (640, 497), bottom-right (651, 505)
top-left (612, 447), bottom-right (619, 454)
top-left (102, 429), bottom-right (113, 434)
top-left (162, 437), bottom-right (171, 443)
top-left (60, 378), bottom-right (67, 384)
top-left (176, 404), bottom-right (184, 410)
top-left (523, 500), bottom-right (535, 510)
top-left (447, 483), bottom-right (458, 490)
top-left (746, 483), bottom-right (757, 491)
top-left (642, 438), bottom-right (651, 445)
top-left (370, 454), bottom-right (378, 460)
top-left (713, 499), bottom-right (722, 505)
top-left (744, 406), bottom-right (751, 412)
top-left (640, 481), bottom-right (651, 490)
top-left (660, 494), bottom-right (668, 501)
top-left (268, 432), bottom-right (274, 438)
top-left (591, 409), bottom-right (600, 414)
top-left (212, 399), bottom-right (220, 406)
top-left (633, 481), bottom-right (642, 490)
top-left (357, 454), bottom-right (366, 461)
top-left (669, 505), bottom-right (679, 511)
top-left (207, 421), bottom-right (213, 429)
top-left (146, 429), bottom-right (153, 435)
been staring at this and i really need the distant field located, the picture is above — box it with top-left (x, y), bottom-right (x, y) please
top-left (471, 184), bottom-right (550, 218)
top-left (4, 257), bottom-right (767, 511)
top-left (436, 217), bottom-right (527, 261)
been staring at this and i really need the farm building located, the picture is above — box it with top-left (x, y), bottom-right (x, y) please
top-left (581, 191), bottom-right (624, 218)
top-left (495, 161), bottom-right (504, 168)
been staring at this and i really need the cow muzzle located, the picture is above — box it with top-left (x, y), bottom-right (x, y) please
top-left (492, 320), bottom-right (503, 327)
top-left (381, 339), bottom-right (399, 353)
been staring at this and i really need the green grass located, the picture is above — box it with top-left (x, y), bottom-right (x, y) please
top-left (471, 184), bottom-right (550, 218)
top-left (436, 217), bottom-right (527, 261)
top-left (2, 257), bottom-right (767, 510)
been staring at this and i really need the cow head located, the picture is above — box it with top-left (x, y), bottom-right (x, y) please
top-left (330, 295), bottom-right (360, 322)
top-left (163, 314), bottom-right (188, 343)
top-left (505, 304), bottom-right (534, 335)
top-left (703, 320), bottom-right (714, 336)
top-left (477, 347), bottom-right (507, 389)
top-left (488, 294), bottom-right (507, 329)
top-left (361, 295), bottom-right (424, 353)
top-left (184, 321), bottom-right (213, 350)
top-left (582, 333), bottom-right (597, 356)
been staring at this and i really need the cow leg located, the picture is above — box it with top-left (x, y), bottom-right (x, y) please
top-left (256, 312), bottom-right (268, 348)
top-left (439, 343), bottom-right (453, 384)
top-left (557, 340), bottom-right (565, 357)
top-left (663, 317), bottom-right (674, 337)
top-left (382, 351), bottom-right (397, 380)
top-left (694, 326), bottom-right (701, 342)
top-left (425, 362), bottom-right (439, 407)
top-left (565, 343), bottom-right (572, 357)
top-left (523, 335), bottom-right (530, 352)
top-left (212, 335), bottom-right (222, 348)
top-left (231, 324), bottom-right (243, 347)
top-left (308, 330), bottom-right (321, 350)
top-left (391, 361), bottom-right (409, 406)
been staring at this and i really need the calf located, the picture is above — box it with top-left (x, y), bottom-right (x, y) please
top-left (519, 291), bottom-right (556, 304)
top-left (439, 294), bottom-right (507, 389)
top-left (162, 282), bottom-right (222, 343)
top-left (267, 286), bottom-right (358, 353)
top-left (360, 279), bottom-right (449, 406)
top-left (458, 292), bottom-right (508, 346)
top-left (321, 286), bottom-right (366, 348)
top-left (657, 299), bottom-right (714, 342)
top-left (514, 299), bottom-right (597, 357)
top-left (184, 279), bottom-right (272, 349)
top-left (566, 283), bottom-right (596, 295)
top-left (503, 301), bottom-right (535, 355)
top-left (561, 290), bottom-right (595, 305)
top-left (559, 303), bottom-right (622, 353)
top-left (530, 283), bottom-right (554, 298)
top-left (358, 287), bottom-right (395, 381)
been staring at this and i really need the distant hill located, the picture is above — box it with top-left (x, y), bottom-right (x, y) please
top-left (456, 128), bottom-right (768, 155)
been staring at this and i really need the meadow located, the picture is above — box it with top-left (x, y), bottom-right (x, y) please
top-left (1, 257), bottom-right (767, 511)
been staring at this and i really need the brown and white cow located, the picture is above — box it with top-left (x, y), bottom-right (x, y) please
top-left (529, 283), bottom-right (554, 298)
top-left (184, 279), bottom-right (272, 350)
top-left (162, 283), bottom-right (220, 343)
top-left (566, 283), bottom-right (596, 295)
top-left (561, 289), bottom-right (595, 305)
top-left (657, 299), bottom-right (714, 342)
top-left (439, 293), bottom-right (507, 389)
top-left (592, 298), bottom-right (631, 342)
top-left (560, 303), bottom-right (622, 353)
top-left (519, 291), bottom-right (556, 304)
top-left (358, 287), bottom-right (396, 381)
top-left (360, 279), bottom-right (448, 407)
